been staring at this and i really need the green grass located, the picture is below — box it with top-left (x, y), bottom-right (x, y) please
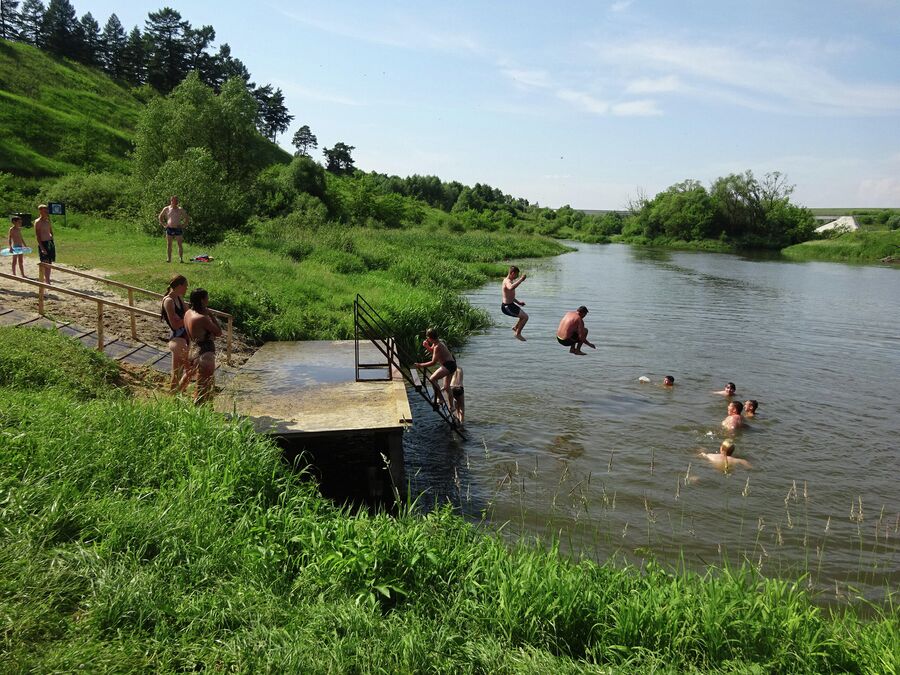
top-left (1, 328), bottom-right (896, 672)
top-left (0, 40), bottom-right (145, 175)
top-left (41, 214), bottom-right (569, 347)
top-left (782, 230), bottom-right (900, 263)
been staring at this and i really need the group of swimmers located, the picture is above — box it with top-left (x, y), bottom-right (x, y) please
top-left (160, 274), bottom-right (222, 404)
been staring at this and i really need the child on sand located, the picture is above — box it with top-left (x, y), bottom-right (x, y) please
top-left (7, 216), bottom-right (27, 277)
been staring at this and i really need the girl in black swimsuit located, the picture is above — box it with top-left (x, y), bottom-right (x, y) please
top-left (181, 288), bottom-right (222, 404)
top-left (161, 274), bottom-right (189, 392)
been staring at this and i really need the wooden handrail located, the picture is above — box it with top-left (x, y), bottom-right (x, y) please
top-left (38, 263), bottom-right (234, 365)
top-left (1, 270), bottom-right (232, 364)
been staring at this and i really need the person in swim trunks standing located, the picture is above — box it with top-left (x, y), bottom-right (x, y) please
top-left (415, 328), bottom-right (457, 410)
top-left (158, 195), bottom-right (189, 263)
top-left (34, 204), bottom-right (55, 284)
top-left (501, 265), bottom-right (528, 341)
top-left (556, 305), bottom-right (596, 355)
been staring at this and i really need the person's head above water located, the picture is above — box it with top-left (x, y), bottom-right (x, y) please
top-left (728, 400), bottom-right (744, 415)
top-left (663, 375), bottom-right (675, 386)
top-left (577, 305), bottom-right (589, 317)
top-left (725, 382), bottom-right (736, 394)
top-left (720, 439), bottom-right (735, 456)
top-left (745, 399), bottom-right (758, 413)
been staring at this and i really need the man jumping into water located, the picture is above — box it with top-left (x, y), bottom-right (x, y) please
top-left (501, 265), bottom-right (528, 341)
top-left (556, 306), bottom-right (595, 355)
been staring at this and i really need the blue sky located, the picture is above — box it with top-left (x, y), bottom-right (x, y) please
top-left (79, 1), bottom-right (900, 208)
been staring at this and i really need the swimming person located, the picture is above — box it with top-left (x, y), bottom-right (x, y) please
top-left (158, 195), bottom-right (189, 263)
top-left (182, 288), bottom-right (221, 405)
top-left (744, 399), bottom-right (759, 417)
top-left (414, 328), bottom-right (456, 410)
top-left (448, 366), bottom-right (465, 425)
top-left (663, 375), bottom-right (675, 386)
top-left (161, 274), bottom-right (190, 392)
top-left (501, 265), bottom-right (529, 341)
top-left (556, 306), bottom-right (596, 355)
top-left (700, 439), bottom-right (752, 472)
top-left (34, 204), bottom-right (55, 284)
top-left (7, 215), bottom-right (27, 277)
top-left (714, 382), bottom-right (737, 397)
top-left (722, 400), bottom-right (744, 432)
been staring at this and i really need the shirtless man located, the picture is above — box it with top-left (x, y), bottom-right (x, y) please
top-left (743, 399), bottom-right (759, 418)
top-left (158, 195), bottom-right (189, 263)
top-left (714, 382), bottom-right (736, 397)
top-left (34, 204), bottom-right (55, 284)
top-left (556, 306), bottom-right (595, 355)
top-left (700, 439), bottom-right (751, 472)
top-left (501, 266), bottom-right (528, 341)
top-left (414, 328), bottom-right (457, 410)
top-left (663, 375), bottom-right (675, 386)
top-left (721, 400), bottom-right (744, 432)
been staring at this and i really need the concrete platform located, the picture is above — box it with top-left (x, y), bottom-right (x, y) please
top-left (216, 340), bottom-right (413, 438)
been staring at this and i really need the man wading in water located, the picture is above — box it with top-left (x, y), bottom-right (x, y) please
top-left (501, 265), bottom-right (529, 341)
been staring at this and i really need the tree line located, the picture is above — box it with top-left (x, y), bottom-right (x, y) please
top-left (0, 0), bottom-right (293, 141)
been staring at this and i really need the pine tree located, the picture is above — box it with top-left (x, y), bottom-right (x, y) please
top-left (41, 0), bottom-right (79, 59)
top-left (17, 0), bottom-right (43, 46)
top-left (292, 125), bottom-right (318, 157)
top-left (78, 11), bottom-right (100, 65)
top-left (120, 25), bottom-right (146, 85)
top-left (323, 142), bottom-right (356, 175)
top-left (0, 0), bottom-right (21, 41)
top-left (99, 13), bottom-right (126, 78)
top-left (206, 42), bottom-right (251, 92)
top-left (144, 7), bottom-right (189, 93)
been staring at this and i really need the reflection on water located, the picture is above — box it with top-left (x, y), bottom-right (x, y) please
top-left (404, 243), bottom-right (900, 604)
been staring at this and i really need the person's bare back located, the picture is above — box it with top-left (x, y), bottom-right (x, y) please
top-left (556, 306), bottom-right (595, 355)
top-left (700, 439), bottom-right (751, 472)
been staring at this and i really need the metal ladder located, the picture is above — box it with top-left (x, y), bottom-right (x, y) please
top-left (353, 294), bottom-right (466, 439)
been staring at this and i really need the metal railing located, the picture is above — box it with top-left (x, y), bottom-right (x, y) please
top-left (37, 263), bottom-right (233, 365)
top-left (353, 294), bottom-right (466, 439)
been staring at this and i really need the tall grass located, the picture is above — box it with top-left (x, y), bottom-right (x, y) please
top-left (0, 330), bottom-right (897, 671)
top-left (781, 230), bottom-right (900, 263)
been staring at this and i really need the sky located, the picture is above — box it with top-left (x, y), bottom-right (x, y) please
top-left (77, 0), bottom-right (900, 208)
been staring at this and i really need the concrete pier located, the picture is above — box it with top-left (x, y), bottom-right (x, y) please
top-left (216, 340), bottom-right (412, 504)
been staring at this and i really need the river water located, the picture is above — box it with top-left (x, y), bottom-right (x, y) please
top-left (404, 243), bottom-right (899, 603)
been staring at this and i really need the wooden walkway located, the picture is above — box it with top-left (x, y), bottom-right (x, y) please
top-left (0, 303), bottom-right (175, 372)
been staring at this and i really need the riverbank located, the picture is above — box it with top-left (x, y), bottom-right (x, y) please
top-left (781, 229), bottom-right (900, 264)
top-left (1, 328), bottom-right (896, 672)
top-left (27, 214), bottom-right (570, 348)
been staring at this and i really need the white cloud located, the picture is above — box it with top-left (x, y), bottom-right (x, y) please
top-left (592, 38), bottom-right (900, 115)
top-left (626, 75), bottom-right (680, 94)
top-left (556, 89), bottom-right (610, 114)
top-left (611, 99), bottom-right (663, 116)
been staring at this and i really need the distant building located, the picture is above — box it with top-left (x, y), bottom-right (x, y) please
top-left (815, 216), bottom-right (860, 234)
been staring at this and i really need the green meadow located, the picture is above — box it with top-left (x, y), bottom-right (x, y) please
top-left (782, 229), bottom-right (900, 263)
top-left (1, 328), bottom-right (896, 672)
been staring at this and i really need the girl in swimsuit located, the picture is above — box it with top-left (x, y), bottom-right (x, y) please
top-left (448, 367), bottom-right (465, 425)
top-left (181, 288), bottom-right (222, 404)
top-left (161, 274), bottom-right (190, 392)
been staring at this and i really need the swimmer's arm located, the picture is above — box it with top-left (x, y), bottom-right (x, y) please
top-left (510, 274), bottom-right (527, 289)
top-left (415, 354), bottom-right (438, 368)
top-left (206, 313), bottom-right (223, 337)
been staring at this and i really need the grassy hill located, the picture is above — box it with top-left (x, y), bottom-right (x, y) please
top-left (0, 39), bottom-right (148, 176)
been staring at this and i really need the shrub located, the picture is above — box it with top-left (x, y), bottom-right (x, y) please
top-left (40, 171), bottom-right (140, 217)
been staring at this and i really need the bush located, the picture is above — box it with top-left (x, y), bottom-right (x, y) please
top-left (141, 148), bottom-right (251, 243)
top-left (40, 171), bottom-right (140, 218)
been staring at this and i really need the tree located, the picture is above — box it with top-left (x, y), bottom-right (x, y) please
top-left (120, 25), bottom-right (146, 85)
top-left (205, 43), bottom-right (251, 91)
top-left (77, 12), bottom-right (100, 66)
top-left (41, 0), bottom-right (79, 59)
top-left (144, 7), bottom-right (189, 93)
top-left (99, 13), bottom-right (126, 79)
top-left (292, 125), bottom-right (318, 157)
top-left (0, 0), bottom-right (20, 41)
top-left (184, 24), bottom-right (216, 85)
top-left (253, 85), bottom-right (292, 142)
top-left (17, 0), bottom-right (43, 46)
top-left (323, 142), bottom-right (355, 175)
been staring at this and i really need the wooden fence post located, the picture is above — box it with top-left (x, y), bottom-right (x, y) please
top-left (128, 288), bottom-right (137, 340)
top-left (226, 316), bottom-right (233, 366)
top-left (97, 301), bottom-right (104, 350)
top-left (38, 283), bottom-right (44, 315)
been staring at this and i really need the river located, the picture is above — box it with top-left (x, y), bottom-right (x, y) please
top-left (404, 243), bottom-right (899, 604)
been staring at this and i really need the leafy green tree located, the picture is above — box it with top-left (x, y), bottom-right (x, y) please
top-left (323, 142), bottom-right (355, 175)
top-left (0, 0), bottom-right (20, 40)
top-left (77, 11), bottom-right (100, 66)
top-left (41, 0), bottom-right (79, 59)
top-left (99, 13), bottom-right (126, 79)
top-left (205, 42), bottom-right (250, 91)
top-left (120, 25), bottom-right (146, 85)
top-left (253, 85), bottom-right (292, 141)
top-left (144, 7), bottom-right (189, 93)
top-left (16, 0), bottom-right (43, 46)
top-left (184, 24), bottom-right (216, 84)
top-left (292, 125), bottom-right (318, 157)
